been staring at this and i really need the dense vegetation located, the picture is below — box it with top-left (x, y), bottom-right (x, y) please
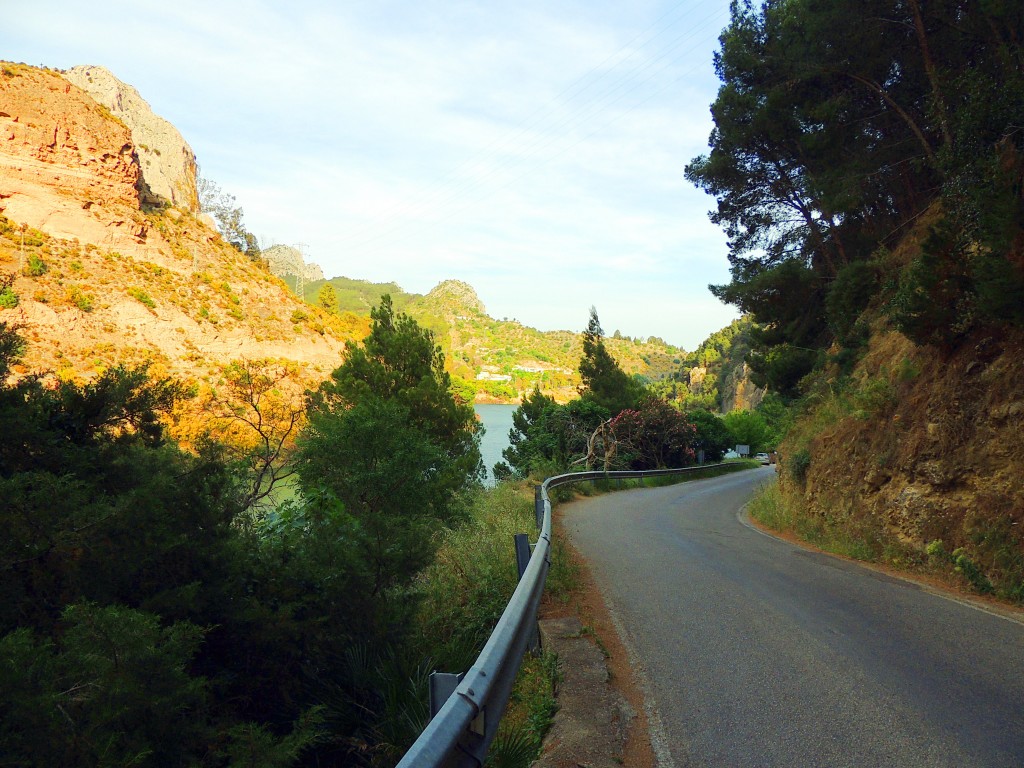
top-left (301, 276), bottom-right (685, 402)
top-left (692, 1), bottom-right (1024, 602)
top-left (687, 0), bottom-right (1024, 397)
top-left (0, 301), bottom-right (561, 767)
top-left (494, 308), bottom-right (777, 480)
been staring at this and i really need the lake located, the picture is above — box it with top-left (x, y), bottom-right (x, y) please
top-left (474, 403), bottom-right (518, 486)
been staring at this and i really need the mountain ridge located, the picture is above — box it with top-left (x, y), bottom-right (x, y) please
top-left (0, 61), bottom-right (758, 413)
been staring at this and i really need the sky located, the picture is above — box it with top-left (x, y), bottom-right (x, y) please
top-left (5, 0), bottom-right (738, 351)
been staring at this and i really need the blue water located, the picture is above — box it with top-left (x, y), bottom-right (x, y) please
top-left (474, 404), bottom-right (517, 486)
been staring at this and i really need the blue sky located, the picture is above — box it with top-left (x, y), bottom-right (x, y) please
top-left (5, 0), bottom-right (738, 350)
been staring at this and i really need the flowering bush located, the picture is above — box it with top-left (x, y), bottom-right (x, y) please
top-left (609, 397), bottom-right (697, 470)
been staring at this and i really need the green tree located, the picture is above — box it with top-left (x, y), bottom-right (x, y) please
top-left (578, 307), bottom-right (642, 414)
top-left (0, 321), bottom-right (331, 765)
top-left (688, 0), bottom-right (1024, 371)
top-left (685, 409), bottom-right (733, 462)
top-left (723, 409), bottom-right (772, 454)
top-left (497, 385), bottom-right (559, 478)
top-left (306, 295), bottom-right (483, 494)
top-left (496, 388), bottom-right (609, 478)
top-left (0, 603), bottom-right (207, 767)
top-left (317, 282), bottom-right (338, 313)
top-left (296, 296), bottom-right (483, 631)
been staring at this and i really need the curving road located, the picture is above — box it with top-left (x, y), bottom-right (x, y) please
top-left (562, 467), bottom-right (1024, 767)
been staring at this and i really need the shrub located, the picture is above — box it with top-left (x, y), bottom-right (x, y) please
top-left (788, 448), bottom-right (811, 483)
top-left (0, 274), bottom-right (17, 309)
top-left (66, 285), bottom-right (93, 312)
top-left (23, 254), bottom-right (47, 277)
top-left (128, 287), bottom-right (156, 309)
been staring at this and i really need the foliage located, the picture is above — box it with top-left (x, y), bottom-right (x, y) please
top-left (496, 389), bottom-right (609, 478)
top-left (788, 448), bottom-right (812, 484)
top-left (128, 286), bottom-right (156, 309)
top-left (578, 307), bottom-right (644, 414)
top-left (296, 296), bottom-right (483, 645)
top-left (0, 321), bottom-right (400, 765)
top-left (306, 294), bottom-right (483, 494)
top-left (66, 284), bottom-right (93, 312)
top-left (197, 166), bottom-right (260, 258)
top-left (754, 391), bottom-right (792, 447)
top-left (684, 408), bottom-right (733, 461)
top-left (316, 282), bottom-right (338, 313)
top-left (609, 397), bottom-right (697, 469)
top-left (688, 0), bottom-right (1024, 391)
top-left (0, 273), bottom-right (18, 309)
top-left (202, 359), bottom-right (306, 513)
top-left (24, 253), bottom-right (47, 277)
top-left (0, 603), bottom-right (207, 767)
top-left (722, 409), bottom-right (772, 453)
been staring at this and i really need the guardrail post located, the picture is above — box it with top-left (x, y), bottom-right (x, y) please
top-left (428, 671), bottom-right (464, 719)
top-left (534, 484), bottom-right (544, 530)
top-left (514, 533), bottom-right (532, 580)
top-left (514, 533), bottom-right (541, 652)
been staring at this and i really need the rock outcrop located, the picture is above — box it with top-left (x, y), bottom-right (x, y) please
top-left (0, 63), bottom-right (147, 246)
top-left (261, 244), bottom-right (324, 281)
top-left (0, 62), bottom-right (352, 409)
top-left (720, 360), bottom-right (765, 412)
top-left (63, 65), bottom-right (198, 211)
top-left (425, 279), bottom-right (487, 316)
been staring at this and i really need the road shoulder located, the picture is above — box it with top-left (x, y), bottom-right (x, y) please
top-left (536, 507), bottom-right (659, 768)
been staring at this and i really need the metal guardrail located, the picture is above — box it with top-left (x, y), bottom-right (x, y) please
top-left (395, 463), bottom-right (728, 767)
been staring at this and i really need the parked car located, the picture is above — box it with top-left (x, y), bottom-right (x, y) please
top-left (754, 452), bottom-right (771, 464)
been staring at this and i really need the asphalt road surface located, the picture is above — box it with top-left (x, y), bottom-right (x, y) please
top-left (562, 467), bottom-right (1024, 767)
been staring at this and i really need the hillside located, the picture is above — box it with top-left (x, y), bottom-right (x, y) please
top-left (0, 63), bottom-right (364, 425)
top-left (774, 221), bottom-right (1024, 599)
top-left (691, 2), bottom-right (1024, 601)
top-left (0, 61), bottom-right (754, 417)
top-left (660, 317), bottom-right (764, 413)
top-left (306, 274), bottom-right (686, 402)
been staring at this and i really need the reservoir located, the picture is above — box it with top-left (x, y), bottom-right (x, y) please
top-left (474, 403), bottom-right (517, 485)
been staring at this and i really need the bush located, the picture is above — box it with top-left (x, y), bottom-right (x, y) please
top-left (128, 287), bottom-right (156, 309)
top-left (23, 254), bottom-right (46, 277)
top-left (788, 448), bottom-right (811, 483)
top-left (66, 285), bottom-right (93, 312)
top-left (0, 274), bottom-right (17, 309)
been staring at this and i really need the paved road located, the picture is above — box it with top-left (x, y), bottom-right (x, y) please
top-left (562, 467), bottom-right (1024, 767)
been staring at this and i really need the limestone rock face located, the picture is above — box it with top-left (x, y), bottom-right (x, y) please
top-left (0, 63), bottom-right (144, 243)
top-left (262, 244), bottom-right (324, 281)
top-left (63, 65), bottom-right (199, 211)
top-left (720, 361), bottom-right (765, 412)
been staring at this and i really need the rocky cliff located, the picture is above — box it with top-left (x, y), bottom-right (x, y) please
top-left (0, 63), bottom-right (353, 411)
top-left (0, 63), bottom-right (145, 246)
top-left (63, 65), bottom-right (199, 211)
top-left (719, 360), bottom-right (764, 413)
